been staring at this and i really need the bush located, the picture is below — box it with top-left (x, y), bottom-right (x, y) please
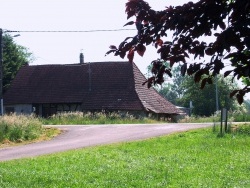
top-left (0, 114), bottom-right (43, 143)
top-left (234, 124), bottom-right (250, 135)
top-left (229, 112), bottom-right (250, 122)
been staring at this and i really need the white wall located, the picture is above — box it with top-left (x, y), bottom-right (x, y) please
top-left (4, 104), bottom-right (33, 115)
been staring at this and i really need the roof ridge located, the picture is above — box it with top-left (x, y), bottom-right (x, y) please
top-left (28, 61), bottom-right (130, 67)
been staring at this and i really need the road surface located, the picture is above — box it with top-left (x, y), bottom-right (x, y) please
top-left (0, 123), bottom-right (212, 162)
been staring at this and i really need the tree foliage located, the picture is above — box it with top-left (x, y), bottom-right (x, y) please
top-left (3, 34), bottom-right (33, 92)
top-left (157, 65), bottom-right (240, 116)
top-left (158, 85), bottom-right (178, 105)
top-left (156, 66), bottom-right (185, 105)
top-left (107, 0), bottom-right (250, 104)
top-left (244, 99), bottom-right (250, 113)
top-left (179, 75), bottom-right (239, 116)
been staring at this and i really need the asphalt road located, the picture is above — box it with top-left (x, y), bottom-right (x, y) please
top-left (0, 123), bottom-right (212, 162)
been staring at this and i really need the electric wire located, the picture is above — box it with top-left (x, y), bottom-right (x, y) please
top-left (4, 29), bottom-right (136, 33)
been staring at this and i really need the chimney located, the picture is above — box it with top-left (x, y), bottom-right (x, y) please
top-left (80, 52), bottom-right (84, 64)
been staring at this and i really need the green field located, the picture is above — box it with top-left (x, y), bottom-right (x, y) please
top-left (0, 126), bottom-right (249, 188)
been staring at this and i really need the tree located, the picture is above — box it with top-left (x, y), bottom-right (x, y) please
top-left (2, 34), bottom-right (33, 92)
top-left (179, 75), bottom-right (240, 116)
top-left (159, 85), bottom-right (177, 104)
top-left (244, 99), bottom-right (250, 113)
top-left (107, 0), bottom-right (250, 104)
top-left (146, 61), bottom-right (180, 104)
top-left (166, 66), bottom-right (185, 99)
top-left (154, 65), bottom-right (185, 105)
top-left (156, 65), bottom-right (240, 116)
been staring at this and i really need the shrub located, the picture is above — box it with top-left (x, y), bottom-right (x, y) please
top-left (235, 124), bottom-right (250, 135)
top-left (0, 114), bottom-right (43, 143)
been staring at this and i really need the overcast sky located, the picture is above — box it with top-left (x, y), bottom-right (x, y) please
top-left (1, 0), bottom-right (198, 74)
top-left (2, 0), bottom-right (249, 100)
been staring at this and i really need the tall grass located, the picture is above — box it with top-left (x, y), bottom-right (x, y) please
top-left (179, 110), bottom-right (250, 123)
top-left (178, 113), bottom-right (221, 123)
top-left (0, 114), bottom-right (43, 143)
top-left (232, 123), bottom-right (250, 135)
top-left (229, 111), bottom-right (250, 122)
top-left (41, 111), bottom-right (160, 125)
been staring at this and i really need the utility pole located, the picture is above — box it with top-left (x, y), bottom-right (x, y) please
top-left (215, 75), bottom-right (219, 112)
top-left (0, 28), bottom-right (3, 116)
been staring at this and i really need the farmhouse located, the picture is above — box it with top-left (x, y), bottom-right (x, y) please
top-left (3, 60), bottom-right (182, 119)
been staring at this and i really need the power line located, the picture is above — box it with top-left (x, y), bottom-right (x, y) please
top-left (4, 29), bottom-right (136, 33)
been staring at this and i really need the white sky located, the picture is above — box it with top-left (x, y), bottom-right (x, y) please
top-left (1, 0), bottom-right (197, 74)
top-left (2, 0), bottom-right (249, 99)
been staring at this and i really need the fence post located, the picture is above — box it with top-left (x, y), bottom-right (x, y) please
top-left (220, 109), bottom-right (223, 135)
top-left (225, 109), bottom-right (228, 132)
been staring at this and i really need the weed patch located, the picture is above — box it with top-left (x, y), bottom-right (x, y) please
top-left (179, 111), bottom-right (250, 123)
top-left (0, 114), bottom-right (43, 143)
top-left (41, 111), bottom-right (161, 125)
top-left (0, 114), bottom-right (60, 146)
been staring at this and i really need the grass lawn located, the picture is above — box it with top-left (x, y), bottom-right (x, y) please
top-left (0, 127), bottom-right (249, 188)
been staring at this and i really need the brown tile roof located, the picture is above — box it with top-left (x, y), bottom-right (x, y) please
top-left (4, 64), bottom-right (88, 104)
top-left (4, 61), bottom-right (182, 114)
top-left (132, 63), bottom-right (182, 114)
